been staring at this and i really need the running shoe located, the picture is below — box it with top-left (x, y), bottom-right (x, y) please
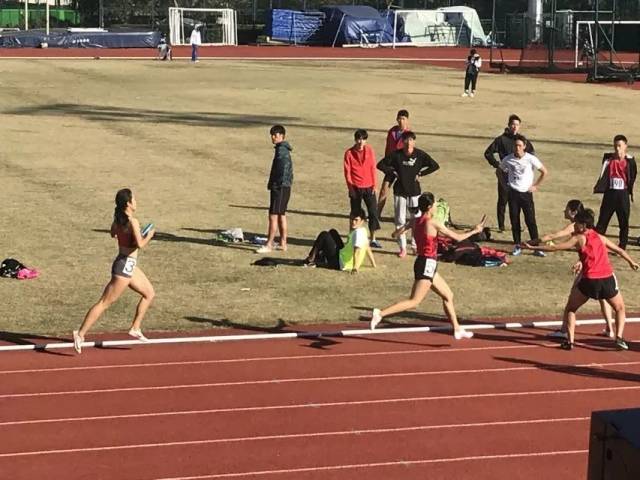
top-left (533, 250), bottom-right (546, 257)
top-left (547, 330), bottom-right (568, 339)
top-left (469, 92), bottom-right (475, 98)
top-left (560, 340), bottom-right (574, 351)
top-left (454, 329), bottom-right (474, 340)
top-left (615, 337), bottom-right (629, 351)
top-left (461, 91), bottom-right (469, 97)
top-left (72, 330), bottom-right (83, 354)
top-left (601, 328), bottom-right (615, 339)
top-left (255, 245), bottom-right (273, 254)
top-left (370, 240), bottom-right (382, 249)
top-left (128, 328), bottom-right (150, 343)
top-left (370, 308), bottom-right (382, 330)
top-left (511, 245), bottom-right (522, 256)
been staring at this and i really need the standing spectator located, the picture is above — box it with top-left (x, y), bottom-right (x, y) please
top-left (256, 125), bottom-right (293, 254)
top-left (190, 24), bottom-right (202, 63)
top-left (378, 131), bottom-right (439, 257)
top-left (462, 48), bottom-right (482, 97)
top-left (377, 109), bottom-right (411, 218)
top-left (594, 134), bottom-right (637, 250)
top-left (484, 114), bottom-right (535, 232)
top-left (344, 129), bottom-right (381, 247)
top-left (499, 134), bottom-right (548, 256)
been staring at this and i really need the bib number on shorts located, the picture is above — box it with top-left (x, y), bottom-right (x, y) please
top-left (122, 257), bottom-right (137, 276)
top-left (610, 177), bottom-right (625, 190)
top-left (423, 258), bottom-right (437, 278)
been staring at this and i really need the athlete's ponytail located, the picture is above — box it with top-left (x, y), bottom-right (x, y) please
top-left (114, 188), bottom-right (132, 226)
top-left (418, 192), bottom-right (435, 214)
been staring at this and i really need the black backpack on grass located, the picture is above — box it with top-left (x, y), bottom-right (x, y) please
top-left (0, 258), bottom-right (25, 278)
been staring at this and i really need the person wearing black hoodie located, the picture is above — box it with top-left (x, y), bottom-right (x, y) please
top-left (594, 134), bottom-right (637, 249)
top-left (257, 125), bottom-right (293, 254)
top-left (377, 131), bottom-right (439, 257)
top-left (484, 114), bottom-right (535, 232)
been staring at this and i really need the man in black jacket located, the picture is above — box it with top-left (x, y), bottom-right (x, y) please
top-left (378, 131), bottom-right (439, 257)
top-left (484, 114), bottom-right (535, 232)
top-left (594, 134), bottom-right (637, 249)
top-left (257, 125), bottom-right (294, 254)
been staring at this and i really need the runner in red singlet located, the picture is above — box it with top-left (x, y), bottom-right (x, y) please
top-left (370, 192), bottom-right (486, 339)
top-left (524, 209), bottom-right (639, 350)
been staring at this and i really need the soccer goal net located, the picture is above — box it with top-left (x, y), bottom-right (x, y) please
top-left (168, 7), bottom-right (237, 46)
top-left (574, 20), bottom-right (640, 69)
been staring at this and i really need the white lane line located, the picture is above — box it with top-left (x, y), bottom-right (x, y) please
top-left (0, 417), bottom-right (588, 458)
top-left (3, 361), bottom-right (639, 399)
top-left (150, 450), bottom-right (588, 480)
top-left (0, 344), bottom-right (553, 375)
top-left (1, 385), bottom-right (638, 426)
top-left (1, 317), bottom-right (637, 353)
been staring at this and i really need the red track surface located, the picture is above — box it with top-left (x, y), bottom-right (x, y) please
top-left (2, 323), bottom-right (639, 479)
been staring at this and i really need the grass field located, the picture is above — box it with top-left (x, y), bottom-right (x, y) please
top-left (0, 58), bottom-right (639, 337)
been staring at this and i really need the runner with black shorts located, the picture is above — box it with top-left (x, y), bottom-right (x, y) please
top-left (370, 192), bottom-right (486, 339)
top-left (524, 209), bottom-right (639, 351)
top-left (73, 188), bottom-right (156, 354)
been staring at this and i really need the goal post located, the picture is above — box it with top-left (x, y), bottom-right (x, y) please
top-left (168, 7), bottom-right (237, 46)
top-left (574, 20), bottom-right (640, 69)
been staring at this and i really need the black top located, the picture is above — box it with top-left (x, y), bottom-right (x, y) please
top-left (268, 141), bottom-right (293, 190)
top-left (377, 148), bottom-right (440, 197)
top-left (484, 128), bottom-right (535, 168)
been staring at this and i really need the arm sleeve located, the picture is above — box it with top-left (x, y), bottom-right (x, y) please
top-left (484, 138), bottom-right (501, 168)
top-left (531, 155), bottom-right (544, 170)
top-left (384, 130), bottom-right (394, 156)
top-left (343, 150), bottom-right (353, 187)
top-left (418, 152), bottom-right (440, 176)
top-left (476, 57), bottom-right (482, 69)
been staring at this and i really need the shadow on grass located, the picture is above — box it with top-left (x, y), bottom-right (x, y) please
top-left (0, 331), bottom-right (74, 356)
top-left (229, 204), bottom-right (350, 220)
top-left (494, 355), bottom-right (640, 382)
top-left (184, 316), bottom-right (342, 350)
top-left (4, 103), bottom-right (621, 150)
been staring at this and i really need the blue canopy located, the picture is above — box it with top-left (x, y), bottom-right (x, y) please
top-left (318, 6), bottom-right (402, 46)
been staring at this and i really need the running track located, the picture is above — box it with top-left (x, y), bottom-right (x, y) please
top-left (1, 323), bottom-right (639, 479)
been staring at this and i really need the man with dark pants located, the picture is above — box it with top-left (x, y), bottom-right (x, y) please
top-left (499, 134), bottom-right (548, 257)
top-left (344, 129), bottom-right (381, 247)
top-left (594, 134), bottom-right (637, 249)
top-left (484, 114), bottom-right (535, 232)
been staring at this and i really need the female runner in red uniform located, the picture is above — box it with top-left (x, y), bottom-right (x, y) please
top-left (73, 189), bottom-right (156, 354)
top-left (370, 192), bottom-right (486, 339)
top-left (524, 209), bottom-right (638, 350)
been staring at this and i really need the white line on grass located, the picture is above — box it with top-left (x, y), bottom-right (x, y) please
top-left (0, 417), bottom-right (589, 458)
top-left (1, 363), bottom-right (639, 399)
top-left (1, 317), bottom-right (638, 353)
top-left (149, 450), bottom-right (588, 480)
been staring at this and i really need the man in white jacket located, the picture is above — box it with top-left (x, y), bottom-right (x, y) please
top-left (190, 25), bottom-right (202, 63)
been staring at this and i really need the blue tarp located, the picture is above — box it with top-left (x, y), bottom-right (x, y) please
top-left (318, 6), bottom-right (403, 46)
top-left (0, 30), bottom-right (161, 48)
top-left (265, 9), bottom-right (324, 44)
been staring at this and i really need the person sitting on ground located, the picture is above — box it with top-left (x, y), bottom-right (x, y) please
top-left (303, 208), bottom-right (376, 273)
top-left (157, 34), bottom-right (172, 61)
top-left (532, 199), bottom-right (615, 340)
top-left (523, 208), bottom-right (639, 351)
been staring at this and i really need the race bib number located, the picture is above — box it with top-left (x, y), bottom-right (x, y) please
top-left (122, 257), bottom-right (137, 276)
top-left (610, 177), bottom-right (625, 190)
top-left (423, 258), bottom-right (437, 278)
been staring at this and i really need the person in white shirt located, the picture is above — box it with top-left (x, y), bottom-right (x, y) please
top-left (462, 48), bottom-right (482, 97)
top-left (190, 25), bottom-right (202, 63)
top-left (499, 134), bottom-right (548, 256)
